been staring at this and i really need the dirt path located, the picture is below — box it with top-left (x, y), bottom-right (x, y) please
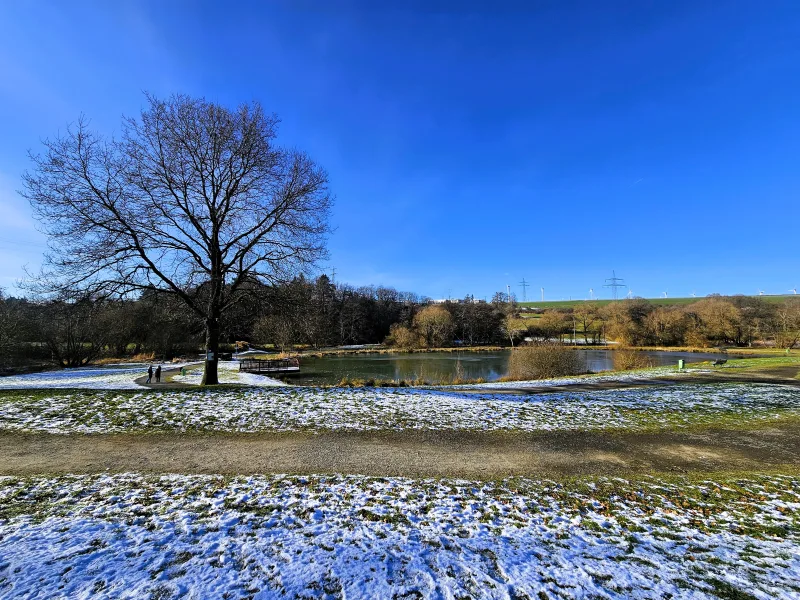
top-left (134, 365), bottom-right (199, 389)
top-left (3, 425), bottom-right (799, 479)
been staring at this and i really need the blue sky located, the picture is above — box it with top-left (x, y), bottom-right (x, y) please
top-left (1, 1), bottom-right (798, 301)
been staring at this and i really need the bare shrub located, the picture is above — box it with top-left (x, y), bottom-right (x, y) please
top-left (613, 349), bottom-right (655, 371)
top-left (413, 305), bottom-right (453, 347)
top-left (384, 324), bottom-right (421, 349)
top-left (506, 343), bottom-right (583, 380)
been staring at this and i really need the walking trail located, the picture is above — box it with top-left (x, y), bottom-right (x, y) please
top-left (2, 424), bottom-right (799, 479)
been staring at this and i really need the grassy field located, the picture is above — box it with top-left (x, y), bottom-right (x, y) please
top-left (519, 293), bottom-right (797, 309)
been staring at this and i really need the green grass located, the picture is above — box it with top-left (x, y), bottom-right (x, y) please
top-left (713, 356), bottom-right (800, 371)
top-left (621, 407), bottom-right (800, 433)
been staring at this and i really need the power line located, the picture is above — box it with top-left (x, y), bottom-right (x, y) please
top-left (604, 270), bottom-right (626, 301)
top-left (0, 237), bottom-right (48, 248)
top-left (519, 278), bottom-right (529, 302)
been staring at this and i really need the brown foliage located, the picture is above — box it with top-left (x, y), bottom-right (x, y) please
top-left (413, 305), bottom-right (453, 348)
top-left (613, 349), bottom-right (655, 370)
top-left (775, 298), bottom-right (800, 349)
top-left (384, 323), bottom-right (421, 349)
top-left (506, 343), bottom-right (583, 380)
top-left (683, 298), bottom-right (742, 346)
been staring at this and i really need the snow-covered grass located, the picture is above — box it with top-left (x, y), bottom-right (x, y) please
top-left (0, 473), bottom-right (798, 599)
top-left (456, 365), bottom-right (698, 389)
top-left (171, 361), bottom-right (286, 387)
top-left (0, 365), bottom-right (148, 390)
top-left (0, 382), bottom-right (798, 434)
top-left (0, 361), bottom-right (284, 390)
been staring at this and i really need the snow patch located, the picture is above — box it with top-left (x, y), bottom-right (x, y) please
top-left (0, 382), bottom-right (797, 434)
top-left (0, 473), bottom-right (797, 599)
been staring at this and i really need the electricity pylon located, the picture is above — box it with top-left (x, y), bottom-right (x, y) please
top-left (519, 278), bottom-right (529, 302)
top-left (604, 270), bottom-right (626, 301)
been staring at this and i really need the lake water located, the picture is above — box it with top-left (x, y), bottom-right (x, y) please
top-left (283, 349), bottom-right (737, 386)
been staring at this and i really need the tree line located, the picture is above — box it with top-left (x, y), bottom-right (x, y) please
top-left (0, 278), bottom-right (423, 370)
top-left (6, 281), bottom-right (797, 373)
top-left (0, 281), bottom-right (512, 370)
top-left (520, 295), bottom-right (800, 349)
top-left (2, 286), bottom-right (799, 372)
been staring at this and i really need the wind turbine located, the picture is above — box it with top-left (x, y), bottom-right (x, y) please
top-left (759, 290), bottom-right (765, 296)
top-left (663, 291), bottom-right (668, 298)
top-left (691, 291), bottom-right (697, 298)
top-left (790, 287), bottom-right (797, 295)
top-left (589, 288), bottom-right (594, 300)
top-left (627, 289), bottom-right (633, 299)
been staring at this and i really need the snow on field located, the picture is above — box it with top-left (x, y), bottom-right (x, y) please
top-left (0, 361), bottom-right (283, 390)
top-left (455, 365), bottom-right (697, 389)
top-left (0, 473), bottom-right (797, 599)
top-left (0, 365), bottom-right (148, 390)
top-left (171, 361), bottom-right (286, 387)
top-left (0, 382), bottom-right (797, 434)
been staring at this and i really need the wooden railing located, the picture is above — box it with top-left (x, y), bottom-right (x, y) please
top-left (239, 358), bottom-right (300, 373)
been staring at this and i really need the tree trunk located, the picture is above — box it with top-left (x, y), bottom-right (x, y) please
top-left (201, 317), bottom-right (220, 385)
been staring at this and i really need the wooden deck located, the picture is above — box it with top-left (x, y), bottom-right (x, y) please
top-left (239, 358), bottom-right (300, 374)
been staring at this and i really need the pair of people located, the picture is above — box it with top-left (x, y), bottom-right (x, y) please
top-left (146, 365), bottom-right (162, 384)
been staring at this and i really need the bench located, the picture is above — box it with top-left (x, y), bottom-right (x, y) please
top-left (711, 359), bottom-right (728, 366)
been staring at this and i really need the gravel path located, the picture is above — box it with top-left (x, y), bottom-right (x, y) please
top-left (3, 424), bottom-right (800, 478)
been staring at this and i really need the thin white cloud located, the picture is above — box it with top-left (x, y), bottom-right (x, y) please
top-left (0, 174), bottom-right (38, 232)
top-left (0, 172), bottom-right (46, 294)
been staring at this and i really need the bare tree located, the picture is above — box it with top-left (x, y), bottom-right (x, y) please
top-left (775, 298), bottom-right (800, 349)
top-left (0, 290), bottom-right (19, 366)
top-left (40, 299), bottom-right (108, 368)
top-left (572, 302), bottom-right (602, 344)
top-left (22, 94), bottom-right (332, 383)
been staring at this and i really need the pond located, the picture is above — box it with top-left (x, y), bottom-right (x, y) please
top-left (282, 349), bottom-right (739, 386)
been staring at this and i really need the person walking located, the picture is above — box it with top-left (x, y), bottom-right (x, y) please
top-left (155, 365), bottom-right (162, 383)
top-left (146, 365), bottom-right (153, 384)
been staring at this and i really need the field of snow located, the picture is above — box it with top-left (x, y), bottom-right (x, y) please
top-left (0, 365), bottom-right (148, 390)
top-left (171, 361), bottom-right (286, 387)
top-left (0, 361), bottom-right (285, 390)
top-left (456, 365), bottom-right (697, 389)
top-left (0, 382), bottom-right (797, 434)
top-left (0, 473), bottom-right (797, 599)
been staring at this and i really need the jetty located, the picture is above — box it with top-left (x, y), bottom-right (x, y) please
top-left (239, 357), bottom-right (300, 374)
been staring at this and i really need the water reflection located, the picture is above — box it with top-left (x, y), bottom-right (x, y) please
top-left (284, 349), bottom-right (738, 386)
